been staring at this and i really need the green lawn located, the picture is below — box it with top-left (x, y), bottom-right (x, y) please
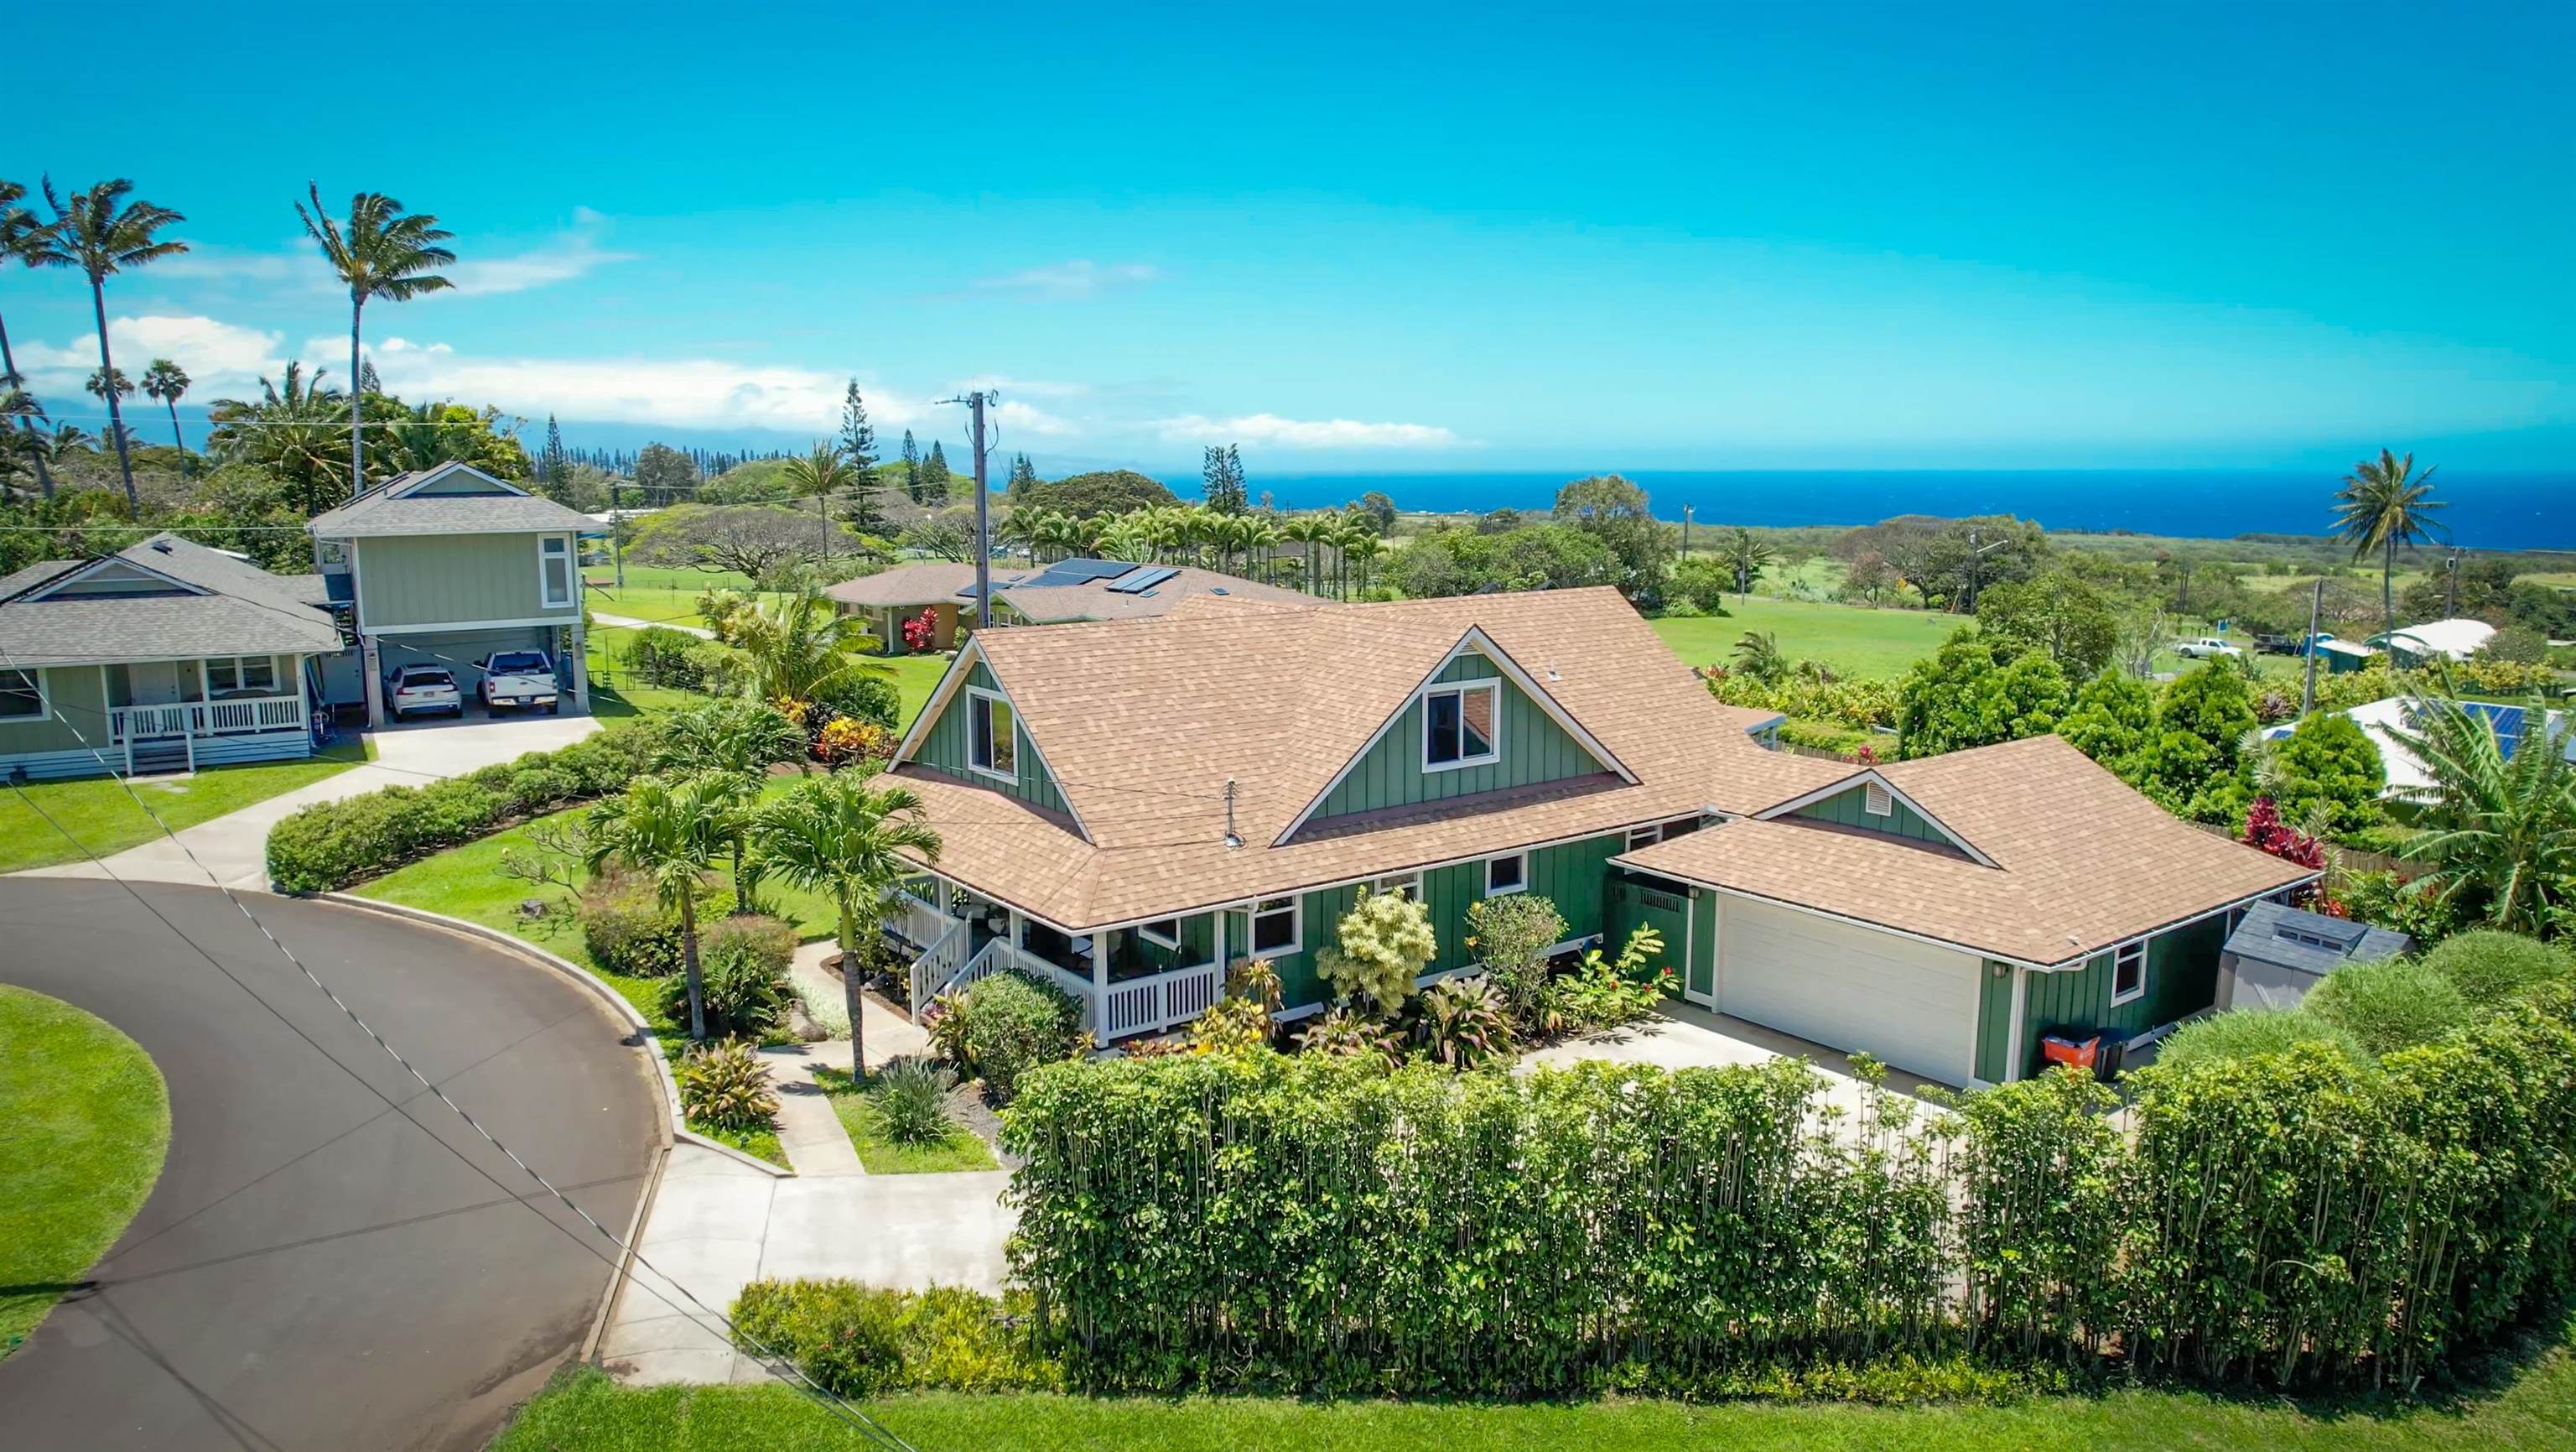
top-left (583, 623), bottom-right (949, 732)
top-left (1650, 597), bottom-right (1965, 677)
top-left (0, 739), bottom-right (372, 874)
top-left (584, 565), bottom-right (761, 623)
top-left (496, 1328), bottom-right (2576, 1452)
top-left (693, 1120), bottom-right (789, 1169)
top-left (0, 986), bottom-right (171, 1358)
top-left (813, 1066), bottom-right (998, 1174)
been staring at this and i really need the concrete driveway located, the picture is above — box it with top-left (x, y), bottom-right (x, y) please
top-left (0, 879), bottom-right (660, 1452)
top-left (17, 712), bottom-right (598, 891)
top-left (1523, 999), bottom-right (1952, 1127)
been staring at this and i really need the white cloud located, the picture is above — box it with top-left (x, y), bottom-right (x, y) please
top-left (956, 373), bottom-right (1091, 400)
top-left (970, 260), bottom-right (1159, 300)
top-left (1156, 412), bottom-right (1460, 449)
top-left (138, 216), bottom-right (633, 300)
top-left (995, 399), bottom-right (1072, 435)
top-left (19, 315), bottom-right (287, 395)
top-left (444, 230), bottom-right (636, 297)
top-left (361, 342), bottom-right (932, 431)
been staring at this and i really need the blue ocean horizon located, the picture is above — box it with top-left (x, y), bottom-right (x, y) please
top-left (1242, 469), bottom-right (2576, 552)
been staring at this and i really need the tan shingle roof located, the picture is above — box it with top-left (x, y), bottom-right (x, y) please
top-left (891, 588), bottom-right (1846, 929)
top-left (825, 560), bottom-right (1311, 620)
top-left (1617, 735), bottom-right (2317, 966)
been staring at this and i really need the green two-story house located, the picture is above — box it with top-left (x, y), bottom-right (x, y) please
top-left (882, 587), bottom-right (2318, 1085)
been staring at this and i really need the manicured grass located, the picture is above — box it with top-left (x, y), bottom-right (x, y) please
top-left (0, 986), bottom-right (171, 1358)
top-left (584, 623), bottom-right (949, 731)
top-left (496, 1329), bottom-right (2576, 1452)
top-left (692, 1120), bottom-right (790, 1169)
top-left (878, 653), bottom-right (950, 730)
top-left (813, 1066), bottom-right (999, 1174)
top-left (1650, 597), bottom-right (1965, 677)
top-left (585, 565), bottom-right (761, 623)
top-left (0, 739), bottom-right (370, 874)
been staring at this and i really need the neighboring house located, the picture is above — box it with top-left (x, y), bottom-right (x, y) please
top-left (2368, 617), bottom-right (2496, 665)
top-left (0, 533), bottom-right (343, 779)
top-left (2305, 635), bottom-right (2380, 673)
top-left (824, 557), bottom-right (1314, 655)
top-left (2215, 902), bottom-right (2410, 1011)
top-left (881, 587), bottom-right (2313, 1084)
top-left (2271, 695), bottom-right (2575, 801)
top-left (308, 462), bottom-right (600, 726)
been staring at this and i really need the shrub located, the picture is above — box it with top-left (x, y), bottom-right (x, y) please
top-left (2154, 1007), bottom-right (2371, 1071)
top-left (2420, 929), bottom-right (2575, 1009)
top-left (673, 914), bottom-right (797, 1038)
top-left (1315, 887), bottom-right (1437, 1015)
top-left (817, 672), bottom-right (901, 731)
top-left (622, 625), bottom-right (708, 688)
top-left (871, 1056), bottom-right (958, 1146)
top-left (2306, 956), bottom-right (2473, 1057)
top-left (1414, 975), bottom-right (1514, 1069)
top-left (504, 767), bottom-right (579, 815)
top-left (1466, 893), bottom-right (1568, 1034)
top-left (2336, 868), bottom-right (2464, 945)
top-left (1189, 958), bottom-right (1280, 1055)
top-left (678, 1038), bottom-right (777, 1134)
top-left (730, 1279), bottom-right (1054, 1396)
top-left (578, 870), bottom-right (685, 977)
top-left (944, 970), bottom-right (1084, 1102)
top-left (1555, 924), bottom-right (1674, 1033)
top-left (814, 716), bottom-right (895, 768)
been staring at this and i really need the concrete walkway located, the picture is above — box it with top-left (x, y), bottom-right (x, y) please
top-left (1523, 999), bottom-right (1950, 1128)
top-left (593, 612), bottom-right (713, 638)
top-left (17, 713), bottom-right (598, 890)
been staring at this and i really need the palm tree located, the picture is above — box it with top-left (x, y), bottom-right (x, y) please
top-left (1733, 630), bottom-right (1786, 683)
top-left (781, 442), bottom-right (857, 569)
top-left (730, 582), bottom-right (893, 707)
top-left (652, 700), bottom-right (808, 908)
top-left (1343, 528), bottom-right (1387, 596)
top-left (296, 185), bottom-right (454, 502)
top-left (2385, 696), bottom-right (2575, 934)
top-left (2333, 449), bottom-right (2446, 639)
top-left (30, 178), bottom-right (189, 512)
top-left (586, 773), bottom-right (735, 1041)
top-left (1242, 516), bottom-right (1284, 585)
top-left (750, 773), bottom-right (943, 1070)
top-left (139, 358), bottom-right (190, 450)
top-left (0, 180), bottom-right (44, 406)
top-left (1720, 527), bottom-right (1777, 597)
top-left (0, 387), bottom-right (53, 497)
top-left (206, 362), bottom-right (348, 515)
top-left (86, 365), bottom-right (134, 409)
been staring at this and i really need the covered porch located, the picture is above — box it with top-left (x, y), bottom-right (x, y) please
top-left (100, 653), bottom-right (319, 776)
top-left (889, 874), bottom-right (1228, 1042)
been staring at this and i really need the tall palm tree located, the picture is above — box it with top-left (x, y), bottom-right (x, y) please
top-left (30, 177), bottom-right (189, 512)
top-left (2333, 449), bottom-right (2445, 639)
top-left (1344, 529), bottom-right (1387, 596)
top-left (206, 362), bottom-right (348, 515)
top-left (86, 366), bottom-right (133, 409)
top-left (139, 358), bottom-right (190, 450)
top-left (1720, 526), bottom-right (1778, 597)
top-left (652, 700), bottom-right (808, 908)
top-left (781, 442), bottom-right (857, 569)
top-left (2386, 696), bottom-right (2576, 934)
top-left (0, 180), bottom-right (44, 409)
top-left (586, 773), bottom-right (735, 1041)
top-left (750, 772), bottom-right (943, 1070)
top-left (295, 185), bottom-right (454, 503)
top-left (1242, 516), bottom-right (1284, 585)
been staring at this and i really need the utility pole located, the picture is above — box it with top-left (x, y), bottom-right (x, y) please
top-left (941, 388), bottom-right (999, 627)
top-left (2444, 552), bottom-right (2460, 616)
top-left (2300, 576), bottom-right (2323, 719)
top-left (609, 472), bottom-right (626, 589)
top-left (1680, 504), bottom-right (1692, 564)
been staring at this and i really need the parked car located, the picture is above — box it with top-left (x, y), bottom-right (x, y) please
top-left (383, 664), bottom-right (464, 720)
top-left (2174, 637), bottom-right (2244, 660)
top-left (476, 650), bottom-right (559, 714)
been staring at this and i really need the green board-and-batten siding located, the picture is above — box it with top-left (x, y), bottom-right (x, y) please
top-left (1791, 781), bottom-right (1949, 846)
top-left (1974, 960), bottom-right (2016, 1084)
top-left (911, 659), bottom-right (1070, 816)
top-left (354, 533), bottom-right (580, 630)
top-left (2016, 913), bottom-right (2229, 1075)
top-left (0, 666), bottom-right (112, 760)
top-left (1306, 653), bottom-right (1612, 825)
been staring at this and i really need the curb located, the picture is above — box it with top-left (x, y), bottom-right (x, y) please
top-left (313, 893), bottom-right (792, 1180)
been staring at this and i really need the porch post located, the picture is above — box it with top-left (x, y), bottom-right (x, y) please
top-left (1007, 909), bottom-right (1023, 969)
top-left (1212, 908), bottom-right (1227, 974)
top-left (2005, 967), bottom-right (2030, 1084)
top-left (566, 620), bottom-right (591, 714)
top-left (360, 634), bottom-right (385, 730)
top-left (1090, 930), bottom-right (1110, 1038)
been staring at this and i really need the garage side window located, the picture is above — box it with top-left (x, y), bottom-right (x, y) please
top-left (2110, 939), bottom-right (2148, 1005)
top-left (539, 537), bottom-right (574, 608)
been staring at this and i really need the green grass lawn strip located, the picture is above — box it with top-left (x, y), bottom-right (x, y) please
top-left (813, 1066), bottom-right (998, 1174)
top-left (0, 986), bottom-right (171, 1357)
top-left (0, 739), bottom-right (370, 873)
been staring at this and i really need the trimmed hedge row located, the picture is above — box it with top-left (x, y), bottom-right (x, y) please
top-left (1002, 990), bottom-right (2576, 1397)
top-left (266, 726), bottom-right (657, 893)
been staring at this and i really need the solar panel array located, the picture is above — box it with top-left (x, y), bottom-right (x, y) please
top-left (1019, 558), bottom-right (1138, 590)
top-left (1107, 565), bottom-right (1182, 595)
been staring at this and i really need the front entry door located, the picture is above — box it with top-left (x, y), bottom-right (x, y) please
top-left (126, 661), bottom-right (187, 737)
top-left (1608, 872), bottom-right (1700, 1004)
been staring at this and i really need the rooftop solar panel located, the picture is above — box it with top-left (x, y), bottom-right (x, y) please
top-left (1107, 565), bottom-right (1181, 595)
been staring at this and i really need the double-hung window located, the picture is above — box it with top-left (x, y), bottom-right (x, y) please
top-left (1422, 680), bottom-right (1498, 770)
top-left (1367, 872), bottom-right (1422, 902)
top-left (1485, 852), bottom-right (1528, 897)
top-left (0, 668), bottom-right (44, 721)
top-left (968, 689), bottom-right (1017, 779)
top-left (1249, 896), bottom-right (1302, 956)
top-left (2110, 939), bottom-right (2148, 1006)
top-left (205, 656), bottom-right (278, 697)
top-left (539, 536), bottom-right (574, 608)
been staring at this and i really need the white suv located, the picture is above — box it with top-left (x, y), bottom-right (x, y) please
top-left (2173, 637), bottom-right (2243, 660)
top-left (477, 650), bottom-right (559, 714)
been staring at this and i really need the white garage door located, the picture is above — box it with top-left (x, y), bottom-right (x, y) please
top-left (1718, 898), bottom-right (1981, 1084)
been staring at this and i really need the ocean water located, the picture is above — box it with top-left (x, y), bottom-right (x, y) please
top-left (1246, 470), bottom-right (2576, 550)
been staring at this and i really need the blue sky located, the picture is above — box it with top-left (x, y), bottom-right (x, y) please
top-left (9, 1), bottom-right (2572, 473)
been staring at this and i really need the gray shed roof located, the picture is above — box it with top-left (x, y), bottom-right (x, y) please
top-left (2221, 901), bottom-right (2412, 977)
top-left (0, 534), bottom-right (345, 668)
top-left (823, 558), bottom-right (1313, 621)
top-left (308, 463), bottom-right (599, 539)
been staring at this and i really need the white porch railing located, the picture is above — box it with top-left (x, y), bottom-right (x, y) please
top-left (107, 694), bottom-right (305, 742)
top-left (1099, 960), bottom-right (1226, 1040)
top-left (906, 919), bottom-right (970, 1013)
top-left (886, 890), bottom-right (950, 956)
top-left (903, 925), bottom-right (1227, 1043)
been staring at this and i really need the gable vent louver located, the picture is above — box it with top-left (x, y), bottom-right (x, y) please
top-left (1862, 782), bottom-right (1894, 817)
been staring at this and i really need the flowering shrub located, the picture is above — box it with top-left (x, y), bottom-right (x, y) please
top-left (1702, 666), bottom-right (1902, 731)
top-left (2241, 796), bottom-right (2324, 870)
top-left (901, 606), bottom-right (938, 653)
top-left (1315, 887), bottom-right (1437, 1015)
top-left (815, 717), bottom-right (896, 768)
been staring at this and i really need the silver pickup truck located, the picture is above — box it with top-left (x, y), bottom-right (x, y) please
top-left (476, 650), bottom-right (560, 714)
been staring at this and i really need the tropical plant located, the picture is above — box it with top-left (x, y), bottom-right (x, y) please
top-left (1464, 893), bottom-right (1568, 1033)
top-left (84, 364), bottom-right (133, 406)
top-left (586, 773), bottom-right (735, 1040)
top-left (678, 1037), bottom-right (779, 1134)
top-left (673, 914), bottom-right (797, 1039)
top-left (652, 699), bottom-right (804, 779)
top-left (205, 362), bottom-right (348, 515)
top-left (730, 582), bottom-right (893, 708)
top-left (138, 357), bottom-right (189, 449)
top-left (1555, 924), bottom-right (1673, 1032)
top-left (2333, 449), bottom-right (2445, 638)
top-left (938, 971), bottom-right (1084, 1102)
top-left (1314, 887), bottom-right (1438, 1014)
top-left (1894, 630), bottom-right (2071, 759)
top-left (295, 185), bottom-right (454, 501)
top-left (782, 441), bottom-right (859, 567)
top-left (29, 178), bottom-right (190, 510)
top-left (2303, 956), bottom-right (2472, 1057)
top-left (2418, 929), bottom-right (2573, 1009)
top-left (1293, 1005), bottom-right (1407, 1066)
top-left (1718, 525), bottom-right (1776, 596)
top-left (0, 180), bottom-right (41, 399)
top-left (1414, 975), bottom-right (1514, 1069)
top-left (871, 1056), bottom-right (960, 1147)
top-left (1732, 629), bottom-right (1786, 683)
top-left (749, 772), bottom-right (942, 1069)
top-left (2385, 695), bottom-right (2576, 934)
top-left (1190, 957), bottom-right (1283, 1056)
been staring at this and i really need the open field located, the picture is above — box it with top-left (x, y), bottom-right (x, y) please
top-left (1649, 597), bottom-right (1965, 676)
top-left (0, 739), bottom-right (371, 874)
top-left (0, 986), bottom-right (170, 1356)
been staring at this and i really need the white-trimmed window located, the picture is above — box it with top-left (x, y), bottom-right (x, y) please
top-left (1485, 851), bottom-right (1528, 897)
top-left (1422, 680), bottom-right (1499, 770)
top-left (204, 656), bottom-right (278, 697)
top-left (0, 668), bottom-right (45, 721)
top-left (2110, 939), bottom-right (2148, 1006)
top-left (967, 689), bottom-right (1017, 780)
top-left (1249, 896), bottom-right (1302, 956)
top-left (1137, 918), bottom-right (1182, 950)
top-left (1367, 872), bottom-right (1422, 902)
top-left (538, 535), bottom-right (574, 607)
top-left (1627, 825), bottom-right (1662, 851)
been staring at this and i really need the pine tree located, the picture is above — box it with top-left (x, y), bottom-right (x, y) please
top-left (1202, 443), bottom-right (1247, 512)
top-left (1005, 452), bottom-right (1040, 498)
top-left (538, 414), bottom-right (571, 500)
top-left (901, 429), bottom-right (923, 502)
top-left (922, 440), bottom-right (952, 503)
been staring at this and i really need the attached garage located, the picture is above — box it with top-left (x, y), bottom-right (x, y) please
top-left (1716, 898), bottom-right (1982, 1084)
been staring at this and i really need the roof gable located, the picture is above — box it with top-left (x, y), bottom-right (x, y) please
top-left (391, 462), bottom-right (527, 497)
top-left (1754, 768), bottom-right (1995, 867)
top-left (23, 554), bottom-right (210, 601)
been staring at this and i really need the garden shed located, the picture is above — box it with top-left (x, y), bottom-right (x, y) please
top-left (2215, 901), bottom-right (2412, 1010)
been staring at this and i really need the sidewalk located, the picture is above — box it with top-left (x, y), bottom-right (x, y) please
top-left (593, 612), bottom-right (713, 638)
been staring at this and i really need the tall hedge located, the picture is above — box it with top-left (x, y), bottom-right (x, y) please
top-left (1001, 989), bottom-right (2576, 1397)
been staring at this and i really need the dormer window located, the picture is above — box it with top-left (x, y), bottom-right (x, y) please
top-left (1423, 681), bottom-right (1498, 770)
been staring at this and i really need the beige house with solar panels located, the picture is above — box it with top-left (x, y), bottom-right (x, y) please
top-left (824, 557), bottom-right (1311, 653)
